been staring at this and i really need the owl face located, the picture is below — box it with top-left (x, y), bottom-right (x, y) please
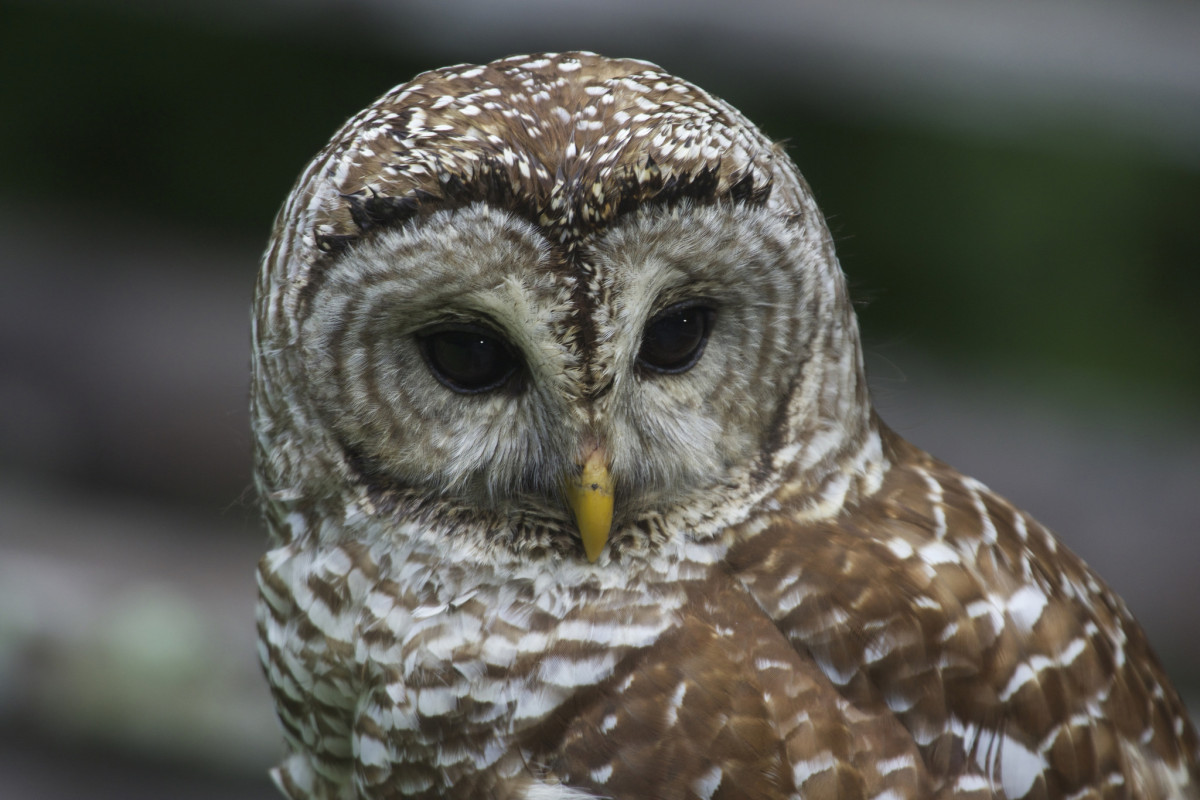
top-left (299, 198), bottom-right (823, 550)
top-left (255, 52), bottom-right (873, 561)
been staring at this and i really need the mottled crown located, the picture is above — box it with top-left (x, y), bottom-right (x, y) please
top-left (265, 52), bottom-right (815, 294)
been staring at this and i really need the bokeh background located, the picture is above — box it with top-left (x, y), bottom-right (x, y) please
top-left (1, 1), bottom-right (1197, 797)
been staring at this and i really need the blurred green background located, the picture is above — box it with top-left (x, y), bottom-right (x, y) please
top-left (1, 1), bottom-right (1196, 797)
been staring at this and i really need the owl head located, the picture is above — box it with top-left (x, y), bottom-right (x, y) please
top-left (251, 52), bottom-right (878, 564)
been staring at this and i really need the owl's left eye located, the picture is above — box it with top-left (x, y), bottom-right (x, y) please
top-left (417, 324), bottom-right (520, 394)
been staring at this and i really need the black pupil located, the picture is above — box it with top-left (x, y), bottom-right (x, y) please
top-left (639, 305), bottom-right (712, 373)
top-left (423, 328), bottom-right (516, 392)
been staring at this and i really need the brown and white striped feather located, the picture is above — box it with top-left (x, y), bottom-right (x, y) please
top-left (728, 428), bottom-right (1199, 799)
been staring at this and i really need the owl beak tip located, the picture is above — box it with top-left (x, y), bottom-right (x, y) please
top-left (564, 447), bottom-right (613, 563)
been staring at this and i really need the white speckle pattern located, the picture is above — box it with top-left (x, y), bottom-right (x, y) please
top-left (692, 765), bottom-right (722, 800)
top-left (792, 753), bottom-right (837, 787)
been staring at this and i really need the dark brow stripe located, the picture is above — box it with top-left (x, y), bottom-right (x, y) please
top-left (307, 158), bottom-right (775, 276)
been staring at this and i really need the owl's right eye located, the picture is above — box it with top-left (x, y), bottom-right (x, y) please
top-left (417, 324), bottom-right (520, 394)
top-left (638, 301), bottom-right (715, 374)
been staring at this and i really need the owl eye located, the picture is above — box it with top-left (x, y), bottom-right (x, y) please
top-left (638, 302), bottom-right (715, 374)
top-left (417, 324), bottom-right (519, 393)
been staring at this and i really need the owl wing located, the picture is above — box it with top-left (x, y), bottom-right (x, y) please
top-left (724, 428), bottom-right (1199, 799)
top-left (543, 573), bottom-right (933, 799)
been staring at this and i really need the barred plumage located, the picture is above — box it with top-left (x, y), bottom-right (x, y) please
top-left (252, 52), bottom-right (1199, 799)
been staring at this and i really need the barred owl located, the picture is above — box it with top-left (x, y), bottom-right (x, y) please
top-left (252, 53), bottom-right (1198, 799)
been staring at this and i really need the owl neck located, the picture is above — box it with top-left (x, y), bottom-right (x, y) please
top-left (753, 271), bottom-right (885, 520)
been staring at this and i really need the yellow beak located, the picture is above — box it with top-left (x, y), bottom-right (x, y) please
top-left (564, 447), bottom-right (613, 563)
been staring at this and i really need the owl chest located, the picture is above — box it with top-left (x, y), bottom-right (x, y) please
top-left (270, 546), bottom-right (683, 784)
top-left (353, 579), bottom-right (669, 723)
